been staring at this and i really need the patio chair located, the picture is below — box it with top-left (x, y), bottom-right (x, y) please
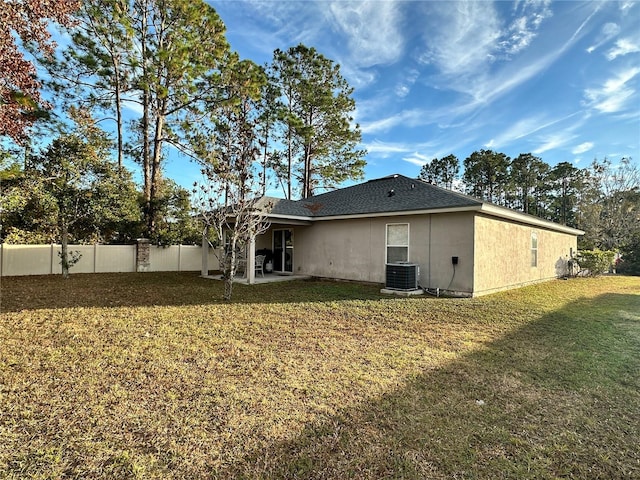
top-left (255, 254), bottom-right (266, 278)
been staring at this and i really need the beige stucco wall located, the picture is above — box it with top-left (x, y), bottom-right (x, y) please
top-left (426, 213), bottom-right (475, 294)
top-left (295, 217), bottom-right (384, 282)
top-left (261, 213), bottom-right (475, 294)
top-left (253, 212), bottom-right (577, 296)
top-left (472, 214), bottom-right (577, 296)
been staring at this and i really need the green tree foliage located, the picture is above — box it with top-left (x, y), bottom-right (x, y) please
top-left (508, 153), bottom-right (549, 215)
top-left (268, 44), bottom-right (366, 199)
top-left (40, 0), bottom-right (136, 168)
top-left (617, 232), bottom-right (640, 276)
top-left (45, 0), bottom-right (232, 237)
top-left (151, 179), bottom-right (200, 245)
top-left (547, 162), bottom-right (585, 227)
top-left (418, 154), bottom-right (460, 189)
top-left (24, 132), bottom-right (140, 277)
top-left (463, 149), bottom-right (510, 204)
top-left (426, 150), bottom-right (637, 254)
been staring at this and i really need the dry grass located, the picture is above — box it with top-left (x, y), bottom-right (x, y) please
top-left (1, 273), bottom-right (639, 479)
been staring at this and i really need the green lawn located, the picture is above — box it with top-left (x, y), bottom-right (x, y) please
top-left (1, 273), bottom-right (639, 479)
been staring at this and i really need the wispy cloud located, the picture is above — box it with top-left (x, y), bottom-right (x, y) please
top-left (483, 111), bottom-right (583, 148)
top-left (394, 69), bottom-right (420, 98)
top-left (586, 22), bottom-right (620, 53)
top-left (414, 0), bottom-right (589, 112)
top-left (583, 66), bottom-right (640, 113)
top-left (606, 36), bottom-right (640, 60)
top-left (418, 2), bottom-right (503, 76)
top-left (364, 140), bottom-right (413, 157)
top-left (533, 132), bottom-right (579, 154)
top-left (328, 1), bottom-right (404, 68)
top-left (402, 152), bottom-right (431, 167)
top-left (502, 0), bottom-right (552, 55)
top-left (360, 109), bottom-right (425, 134)
top-left (572, 142), bottom-right (594, 154)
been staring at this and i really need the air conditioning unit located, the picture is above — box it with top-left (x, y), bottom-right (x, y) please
top-left (385, 263), bottom-right (419, 291)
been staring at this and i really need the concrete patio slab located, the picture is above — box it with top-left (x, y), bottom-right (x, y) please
top-left (202, 273), bottom-right (312, 285)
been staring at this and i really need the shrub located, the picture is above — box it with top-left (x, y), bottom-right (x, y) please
top-left (617, 233), bottom-right (640, 276)
top-left (576, 249), bottom-right (616, 276)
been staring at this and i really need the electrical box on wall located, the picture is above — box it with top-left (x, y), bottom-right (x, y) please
top-left (452, 256), bottom-right (459, 265)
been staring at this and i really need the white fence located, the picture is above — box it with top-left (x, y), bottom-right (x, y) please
top-left (0, 244), bottom-right (219, 277)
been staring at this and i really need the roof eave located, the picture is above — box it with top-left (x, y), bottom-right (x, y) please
top-left (266, 213), bottom-right (313, 225)
top-left (310, 205), bottom-right (481, 221)
top-left (479, 204), bottom-right (585, 235)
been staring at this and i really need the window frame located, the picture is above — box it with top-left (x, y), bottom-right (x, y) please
top-left (386, 223), bottom-right (410, 264)
top-left (531, 231), bottom-right (538, 267)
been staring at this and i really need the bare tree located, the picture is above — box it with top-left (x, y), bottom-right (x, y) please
top-left (197, 168), bottom-right (271, 301)
top-left (196, 59), bottom-right (271, 300)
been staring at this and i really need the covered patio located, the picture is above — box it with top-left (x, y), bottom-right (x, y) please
top-left (200, 198), bottom-right (312, 285)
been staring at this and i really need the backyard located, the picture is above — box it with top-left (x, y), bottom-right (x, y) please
top-left (0, 273), bottom-right (638, 479)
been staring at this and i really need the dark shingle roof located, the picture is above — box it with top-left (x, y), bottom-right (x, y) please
top-left (260, 196), bottom-right (315, 217)
top-left (253, 174), bottom-right (583, 235)
top-left (295, 174), bottom-right (481, 217)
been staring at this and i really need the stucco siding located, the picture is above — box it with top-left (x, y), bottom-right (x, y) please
top-left (295, 217), bottom-right (380, 282)
top-left (426, 213), bottom-right (475, 295)
top-left (286, 213), bottom-right (474, 292)
top-left (473, 214), bottom-right (577, 296)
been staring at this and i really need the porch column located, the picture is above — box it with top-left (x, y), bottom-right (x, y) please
top-left (201, 225), bottom-right (209, 277)
top-left (247, 234), bottom-right (256, 284)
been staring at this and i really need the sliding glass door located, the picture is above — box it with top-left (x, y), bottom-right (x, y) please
top-left (273, 229), bottom-right (293, 273)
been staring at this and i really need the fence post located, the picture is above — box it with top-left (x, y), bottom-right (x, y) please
top-left (136, 238), bottom-right (150, 272)
top-left (178, 244), bottom-right (182, 272)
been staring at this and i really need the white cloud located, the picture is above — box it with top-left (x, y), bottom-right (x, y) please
top-left (360, 109), bottom-right (425, 134)
top-left (606, 37), bottom-right (640, 60)
top-left (402, 152), bottom-right (430, 167)
top-left (533, 133), bottom-right (578, 154)
top-left (419, 2), bottom-right (503, 77)
top-left (328, 1), bottom-right (404, 68)
top-left (487, 111), bottom-right (583, 148)
top-left (365, 140), bottom-right (412, 157)
top-left (503, 0), bottom-right (552, 55)
top-left (394, 69), bottom-right (420, 98)
top-left (584, 67), bottom-right (640, 113)
top-left (586, 22), bottom-right (620, 53)
top-left (620, 2), bottom-right (636, 12)
top-left (572, 142), bottom-right (594, 154)
top-left (414, 0), bottom-right (590, 110)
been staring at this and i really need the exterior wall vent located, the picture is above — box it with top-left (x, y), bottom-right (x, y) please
top-left (385, 263), bottom-right (419, 291)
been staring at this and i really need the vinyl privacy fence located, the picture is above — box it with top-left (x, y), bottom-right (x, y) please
top-left (0, 244), bottom-right (219, 277)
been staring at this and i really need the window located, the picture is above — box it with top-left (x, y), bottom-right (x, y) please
top-left (386, 223), bottom-right (409, 263)
top-left (531, 232), bottom-right (538, 267)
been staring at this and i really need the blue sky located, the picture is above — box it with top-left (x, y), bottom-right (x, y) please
top-left (160, 1), bottom-right (639, 191)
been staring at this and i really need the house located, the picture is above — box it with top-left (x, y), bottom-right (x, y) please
top-left (202, 174), bottom-right (584, 297)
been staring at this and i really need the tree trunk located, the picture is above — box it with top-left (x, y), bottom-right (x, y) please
top-left (139, 0), bottom-right (152, 235)
top-left (114, 55), bottom-right (124, 169)
top-left (61, 222), bottom-right (69, 279)
top-left (223, 236), bottom-right (237, 301)
top-left (148, 112), bottom-right (165, 236)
